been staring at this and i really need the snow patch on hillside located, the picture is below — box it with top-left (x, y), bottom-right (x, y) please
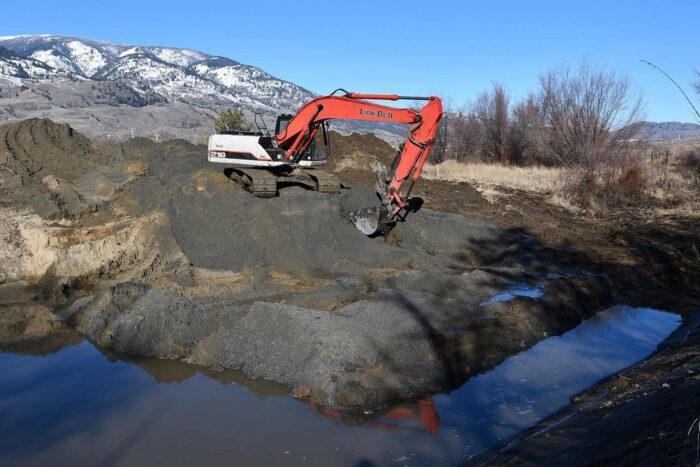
top-left (30, 50), bottom-right (79, 74)
top-left (0, 75), bottom-right (23, 86)
top-left (66, 40), bottom-right (108, 76)
top-left (149, 47), bottom-right (207, 67)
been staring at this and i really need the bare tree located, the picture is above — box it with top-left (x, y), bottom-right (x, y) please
top-left (449, 110), bottom-right (482, 162)
top-left (510, 94), bottom-right (545, 165)
top-left (474, 84), bottom-right (511, 163)
top-left (539, 62), bottom-right (643, 166)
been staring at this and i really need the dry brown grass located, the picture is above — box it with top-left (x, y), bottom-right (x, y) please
top-left (423, 154), bottom-right (699, 215)
top-left (422, 160), bottom-right (563, 193)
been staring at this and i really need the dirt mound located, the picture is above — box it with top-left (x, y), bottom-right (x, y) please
top-left (168, 176), bottom-right (410, 275)
top-left (329, 131), bottom-right (397, 166)
top-left (66, 261), bottom-right (614, 411)
top-left (0, 118), bottom-right (101, 182)
top-left (325, 132), bottom-right (398, 186)
top-left (0, 119), bottom-right (118, 218)
top-left (113, 137), bottom-right (202, 160)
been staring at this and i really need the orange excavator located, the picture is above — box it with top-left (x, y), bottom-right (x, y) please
top-left (208, 89), bottom-right (443, 235)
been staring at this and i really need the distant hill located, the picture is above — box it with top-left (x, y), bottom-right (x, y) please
top-left (0, 35), bottom-right (404, 143)
top-left (636, 121), bottom-right (700, 141)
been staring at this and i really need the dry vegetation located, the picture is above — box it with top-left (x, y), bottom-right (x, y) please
top-left (428, 61), bottom-right (700, 214)
top-left (422, 160), bottom-right (562, 193)
top-left (424, 145), bottom-right (700, 214)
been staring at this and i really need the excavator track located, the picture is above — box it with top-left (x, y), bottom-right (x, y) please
top-left (301, 168), bottom-right (341, 194)
top-left (228, 168), bottom-right (278, 198)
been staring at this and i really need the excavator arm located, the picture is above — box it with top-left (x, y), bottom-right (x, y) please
top-left (276, 91), bottom-right (443, 233)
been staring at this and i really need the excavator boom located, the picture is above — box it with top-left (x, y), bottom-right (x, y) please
top-left (276, 91), bottom-right (443, 233)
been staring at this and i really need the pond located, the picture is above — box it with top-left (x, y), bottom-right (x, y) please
top-left (0, 305), bottom-right (681, 466)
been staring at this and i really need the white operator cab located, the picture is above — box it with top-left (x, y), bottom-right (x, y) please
top-left (208, 113), bottom-right (330, 168)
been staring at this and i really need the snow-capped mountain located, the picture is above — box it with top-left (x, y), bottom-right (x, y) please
top-left (0, 45), bottom-right (56, 81)
top-left (0, 35), bottom-right (404, 145)
top-left (190, 57), bottom-right (314, 110)
top-left (0, 34), bottom-right (315, 112)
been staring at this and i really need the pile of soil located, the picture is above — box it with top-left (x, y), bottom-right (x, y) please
top-left (0, 119), bottom-right (121, 218)
top-left (0, 118), bottom-right (99, 181)
top-left (324, 131), bottom-right (397, 186)
top-left (168, 184), bottom-right (404, 274)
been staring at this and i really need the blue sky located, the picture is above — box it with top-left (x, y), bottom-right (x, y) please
top-left (2, 0), bottom-right (699, 122)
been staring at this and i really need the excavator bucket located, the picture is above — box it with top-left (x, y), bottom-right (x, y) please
top-left (349, 206), bottom-right (390, 236)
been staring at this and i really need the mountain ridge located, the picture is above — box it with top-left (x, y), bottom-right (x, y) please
top-left (0, 34), bottom-right (336, 142)
top-left (0, 34), bottom-right (405, 144)
top-left (0, 34), bottom-right (315, 110)
top-left (637, 121), bottom-right (700, 141)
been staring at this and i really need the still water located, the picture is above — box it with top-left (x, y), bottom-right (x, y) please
top-left (0, 306), bottom-right (680, 466)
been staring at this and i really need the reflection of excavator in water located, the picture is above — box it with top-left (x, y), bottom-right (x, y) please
top-left (208, 89), bottom-right (443, 235)
top-left (306, 398), bottom-right (440, 436)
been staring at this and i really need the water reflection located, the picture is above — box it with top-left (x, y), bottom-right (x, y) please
top-left (100, 349), bottom-right (290, 397)
top-left (0, 305), bottom-right (681, 466)
top-left (434, 306), bottom-right (681, 459)
top-left (0, 303), bottom-right (82, 355)
top-left (479, 283), bottom-right (544, 306)
top-left (306, 398), bottom-right (440, 436)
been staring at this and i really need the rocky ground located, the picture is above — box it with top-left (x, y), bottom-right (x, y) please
top-left (0, 118), bottom-right (699, 463)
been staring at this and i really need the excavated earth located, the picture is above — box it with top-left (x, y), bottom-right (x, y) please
top-left (1, 119), bottom-right (699, 462)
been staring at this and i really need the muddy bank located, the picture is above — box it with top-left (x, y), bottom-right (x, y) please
top-left (0, 118), bottom-right (692, 416)
top-left (61, 267), bottom-right (614, 410)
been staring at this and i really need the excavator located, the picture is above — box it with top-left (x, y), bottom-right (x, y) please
top-left (208, 89), bottom-right (443, 235)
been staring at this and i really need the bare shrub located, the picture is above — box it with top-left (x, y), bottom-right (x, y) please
top-left (677, 148), bottom-right (700, 188)
top-left (561, 168), bottom-right (598, 209)
top-left (602, 155), bottom-right (647, 205)
top-left (430, 98), bottom-right (453, 164)
top-left (461, 85), bottom-right (546, 165)
top-left (431, 120), bottom-right (448, 164)
top-left (432, 98), bottom-right (484, 164)
top-left (539, 62), bottom-right (643, 166)
top-left (561, 152), bottom-right (648, 210)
